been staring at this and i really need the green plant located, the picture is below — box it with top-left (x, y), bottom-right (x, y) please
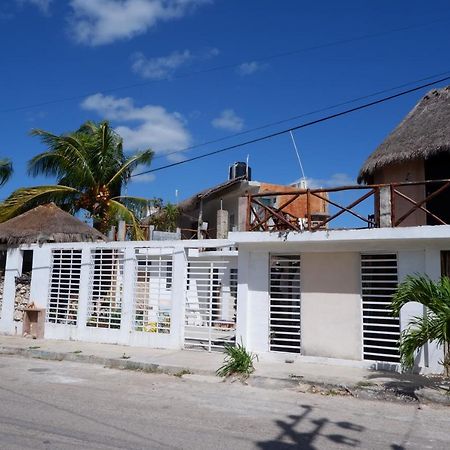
top-left (216, 341), bottom-right (258, 378)
top-left (0, 121), bottom-right (154, 238)
top-left (391, 274), bottom-right (450, 376)
top-left (0, 158), bottom-right (12, 187)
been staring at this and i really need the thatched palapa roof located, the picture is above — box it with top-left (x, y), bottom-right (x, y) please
top-left (358, 86), bottom-right (450, 183)
top-left (0, 203), bottom-right (107, 246)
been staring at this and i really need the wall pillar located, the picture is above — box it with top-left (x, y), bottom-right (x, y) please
top-left (120, 247), bottom-right (136, 343)
top-left (0, 248), bottom-right (23, 334)
top-left (378, 186), bottom-right (392, 227)
top-left (30, 246), bottom-right (51, 309)
top-left (171, 249), bottom-right (187, 348)
top-left (236, 249), bottom-right (250, 347)
top-left (76, 247), bottom-right (91, 339)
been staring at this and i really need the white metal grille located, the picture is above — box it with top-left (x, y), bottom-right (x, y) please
top-left (269, 255), bottom-right (301, 353)
top-left (87, 248), bottom-right (124, 329)
top-left (185, 260), bottom-right (236, 351)
top-left (361, 254), bottom-right (400, 363)
top-left (0, 250), bottom-right (6, 320)
top-left (47, 249), bottom-right (82, 325)
top-left (134, 249), bottom-right (173, 334)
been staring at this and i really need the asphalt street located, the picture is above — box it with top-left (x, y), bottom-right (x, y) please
top-left (0, 355), bottom-right (449, 449)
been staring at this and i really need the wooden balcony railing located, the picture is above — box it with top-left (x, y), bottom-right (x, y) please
top-left (246, 179), bottom-right (450, 232)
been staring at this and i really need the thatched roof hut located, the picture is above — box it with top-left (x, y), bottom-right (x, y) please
top-left (0, 203), bottom-right (106, 246)
top-left (358, 86), bottom-right (450, 184)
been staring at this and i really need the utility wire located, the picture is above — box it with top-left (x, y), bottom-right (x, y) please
top-left (132, 75), bottom-right (450, 178)
top-left (1, 15), bottom-right (450, 114)
top-left (150, 70), bottom-right (450, 162)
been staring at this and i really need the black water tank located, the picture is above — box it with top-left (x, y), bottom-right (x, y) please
top-left (229, 162), bottom-right (251, 181)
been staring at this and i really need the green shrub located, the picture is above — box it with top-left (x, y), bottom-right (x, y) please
top-left (216, 341), bottom-right (257, 378)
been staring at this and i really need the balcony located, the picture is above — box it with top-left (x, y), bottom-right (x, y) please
top-left (245, 179), bottom-right (450, 232)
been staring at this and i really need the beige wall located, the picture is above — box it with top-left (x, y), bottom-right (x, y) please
top-left (374, 159), bottom-right (426, 226)
top-left (301, 252), bottom-right (362, 360)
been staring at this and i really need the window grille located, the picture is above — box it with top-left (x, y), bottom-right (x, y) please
top-left (47, 249), bottom-right (82, 325)
top-left (185, 260), bottom-right (236, 351)
top-left (134, 250), bottom-right (173, 334)
top-left (361, 254), bottom-right (400, 363)
top-left (269, 255), bottom-right (301, 353)
top-left (87, 248), bottom-right (124, 329)
top-left (0, 250), bottom-right (6, 319)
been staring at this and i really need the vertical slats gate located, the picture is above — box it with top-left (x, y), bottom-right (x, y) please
top-left (134, 249), bottom-right (173, 334)
top-left (361, 254), bottom-right (400, 363)
top-left (87, 248), bottom-right (125, 329)
top-left (185, 260), bottom-right (236, 351)
top-left (269, 255), bottom-right (301, 353)
top-left (47, 249), bottom-right (82, 325)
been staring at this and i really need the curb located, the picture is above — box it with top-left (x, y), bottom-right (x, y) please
top-left (1, 345), bottom-right (449, 406)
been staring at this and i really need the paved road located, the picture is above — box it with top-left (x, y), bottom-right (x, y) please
top-left (0, 355), bottom-right (449, 449)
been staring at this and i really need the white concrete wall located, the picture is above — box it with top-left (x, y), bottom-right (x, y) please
top-left (236, 250), bottom-right (270, 353)
top-left (301, 252), bottom-right (362, 360)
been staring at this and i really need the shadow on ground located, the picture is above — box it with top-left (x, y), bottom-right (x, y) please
top-left (256, 404), bottom-right (365, 449)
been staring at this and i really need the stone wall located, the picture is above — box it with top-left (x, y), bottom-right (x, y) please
top-left (14, 273), bottom-right (31, 322)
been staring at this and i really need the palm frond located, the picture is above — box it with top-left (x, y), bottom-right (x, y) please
top-left (108, 200), bottom-right (145, 240)
top-left (107, 150), bottom-right (153, 188)
top-left (391, 274), bottom-right (450, 316)
top-left (0, 185), bottom-right (79, 222)
top-left (28, 130), bottom-right (95, 186)
top-left (0, 159), bottom-right (13, 187)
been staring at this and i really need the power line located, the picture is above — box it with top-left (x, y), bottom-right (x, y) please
top-left (1, 15), bottom-right (450, 114)
top-left (150, 70), bottom-right (450, 162)
top-left (132, 75), bottom-right (450, 178)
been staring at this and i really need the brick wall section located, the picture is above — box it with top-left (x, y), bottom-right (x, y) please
top-left (258, 183), bottom-right (328, 219)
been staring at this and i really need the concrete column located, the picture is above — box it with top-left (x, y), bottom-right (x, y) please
top-left (424, 247), bottom-right (444, 373)
top-left (117, 220), bottom-right (126, 241)
top-left (235, 249), bottom-right (249, 347)
top-left (0, 248), bottom-right (23, 334)
top-left (170, 249), bottom-right (187, 348)
top-left (216, 209), bottom-right (229, 239)
top-left (378, 186), bottom-right (392, 227)
top-left (120, 247), bottom-right (136, 343)
top-left (30, 246), bottom-right (51, 309)
top-left (76, 247), bottom-right (91, 335)
top-left (237, 196), bottom-right (248, 231)
top-left (246, 251), bottom-right (270, 353)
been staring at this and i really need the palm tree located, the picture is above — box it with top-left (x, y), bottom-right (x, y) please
top-left (0, 159), bottom-right (13, 187)
top-left (147, 202), bottom-right (180, 232)
top-left (391, 274), bottom-right (450, 376)
top-left (0, 121), bottom-right (153, 239)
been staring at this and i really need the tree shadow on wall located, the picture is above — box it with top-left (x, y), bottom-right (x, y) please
top-left (256, 404), bottom-right (365, 450)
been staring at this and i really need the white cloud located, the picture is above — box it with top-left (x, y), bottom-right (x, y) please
top-left (211, 109), bottom-right (244, 132)
top-left (69, 0), bottom-right (210, 46)
top-left (16, 0), bottom-right (52, 14)
top-left (237, 61), bottom-right (265, 76)
top-left (81, 93), bottom-right (192, 159)
top-left (300, 173), bottom-right (355, 189)
top-left (131, 50), bottom-right (191, 80)
top-left (131, 47), bottom-right (218, 79)
top-left (130, 166), bottom-right (156, 183)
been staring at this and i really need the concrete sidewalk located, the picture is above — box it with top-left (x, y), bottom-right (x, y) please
top-left (0, 335), bottom-right (449, 405)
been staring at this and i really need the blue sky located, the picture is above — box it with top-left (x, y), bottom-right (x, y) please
top-left (1, 0), bottom-right (450, 204)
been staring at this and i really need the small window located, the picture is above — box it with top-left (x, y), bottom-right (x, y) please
top-left (22, 250), bottom-right (33, 274)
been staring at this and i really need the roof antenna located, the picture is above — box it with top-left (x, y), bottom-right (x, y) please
top-left (289, 130), bottom-right (307, 188)
top-left (246, 154), bottom-right (250, 180)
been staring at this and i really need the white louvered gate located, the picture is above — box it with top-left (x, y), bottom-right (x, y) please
top-left (134, 249), bottom-right (173, 334)
top-left (361, 254), bottom-right (400, 363)
top-left (269, 255), bottom-right (301, 353)
top-left (47, 249), bottom-right (82, 325)
top-left (87, 248), bottom-right (125, 329)
top-left (185, 260), bottom-right (236, 351)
